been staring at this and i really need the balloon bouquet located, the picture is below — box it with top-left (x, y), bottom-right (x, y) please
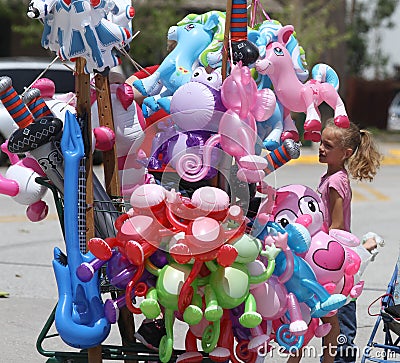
top-left (0, 0), bottom-right (366, 362)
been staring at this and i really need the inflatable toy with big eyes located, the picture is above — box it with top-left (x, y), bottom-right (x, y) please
top-left (255, 25), bottom-right (349, 142)
top-left (254, 221), bottom-right (347, 319)
top-left (133, 15), bottom-right (220, 115)
top-left (272, 184), bottom-right (363, 298)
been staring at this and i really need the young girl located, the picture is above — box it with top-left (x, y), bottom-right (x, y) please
top-left (317, 118), bottom-right (382, 363)
top-left (287, 119), bottom-right (382, 363)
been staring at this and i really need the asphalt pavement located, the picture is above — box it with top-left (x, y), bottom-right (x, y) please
top-left (0, 136), bottom-right (399, 363)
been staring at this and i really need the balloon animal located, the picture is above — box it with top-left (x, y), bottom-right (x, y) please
top-left (133, 14), bottom-right (220, 115)
top-left (34, 0), bottom-right (133, 74)
top-left (255, 25), bottom-right (350, 142)
top-left (271, 184), bottom-right (364, 298)
top-left (175, 62), bottom-right (276, 183)
top-left (254, 220), bottom-right (347, 319)
top-left (140, 260), bottom-right (208, 363)
top-left (0, 141), bottom-right (49, 222)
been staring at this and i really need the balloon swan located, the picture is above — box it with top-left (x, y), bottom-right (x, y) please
top-left (255, 25), bottom-right (350, 142)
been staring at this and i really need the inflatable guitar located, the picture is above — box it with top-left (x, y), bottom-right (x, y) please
top-left (52, 110), bottom-right (110, 348)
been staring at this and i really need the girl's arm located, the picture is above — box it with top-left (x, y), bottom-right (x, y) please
top-left (329, 187), bottom-right (345, 230)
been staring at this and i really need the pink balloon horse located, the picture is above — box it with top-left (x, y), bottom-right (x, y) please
top-left (255, 25), bottom-right (349, 142)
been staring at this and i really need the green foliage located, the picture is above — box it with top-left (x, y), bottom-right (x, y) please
top-left (347, 0), bottom-right (399, 78)
top-left (272, 0), bottom-right (349, 68)
top-left (0, 0), bottom-right (43, 47)
top-left (125, 0), bottom-right (185, 71)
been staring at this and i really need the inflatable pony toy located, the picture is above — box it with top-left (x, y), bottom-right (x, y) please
top-left (248, 19), bottom-right (309, 149)
top-left (249, 19), bottom-right (309, 83)
top-left (133, 14), bottom-right (220, 116)
top-left (271, 184), bottom-right (364, 299)
top-left (177, 11), bottom-right (226, 69)
top-left (255, 25), bottom-right (350, 142)
top-left (30, 0), bottom-right (134, 74)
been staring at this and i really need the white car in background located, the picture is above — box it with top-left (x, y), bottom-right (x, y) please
top-left (387, 92), bottom-right (400, 131)
top-left (0, 57), bottom-right (76, 165)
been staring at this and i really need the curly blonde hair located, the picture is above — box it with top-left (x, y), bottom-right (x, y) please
top-left (324, 119), bottom-right (382, 182)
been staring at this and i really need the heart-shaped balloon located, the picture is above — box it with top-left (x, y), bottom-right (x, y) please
top-left (312, 241), bottom-right (345, 271)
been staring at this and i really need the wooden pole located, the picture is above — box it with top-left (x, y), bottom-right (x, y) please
top-left (94, 74), bottom-right (120, 194)
top-left (222, 0), bottom-right (233, 81)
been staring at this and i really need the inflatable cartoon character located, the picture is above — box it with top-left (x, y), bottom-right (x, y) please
top-left (255, 25), bottom-right (349, 142)
top-left (133, 14), bottom-right (220, 114)
top-left (271, 184), bottom-right (364, 298)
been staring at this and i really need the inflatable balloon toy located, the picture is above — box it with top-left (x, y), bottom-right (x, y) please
top-left (87, 184), bottom-right (237, 316)
top-left (271, 184), bottom-right (364, 299)
top-left (271, 302), bottom-right (331, 353)
top-left (218, 62), bottom-right (275, 182)
top-left (0, 76), bottom-right (65, 193)
top-left (159, 66), bottom-right (225, 123)
top-left (31, 77), bottom-right (77, 118)
top-left (169, 235), bottom-right (279, 362)
top-left (165, 187), bottom-right (248, 313)
top-left (175, 62), bottom-right (276, 183)
top-left (248, 20), bottom-right (310, 148)
top-left (255, 25), bottom-right (350, 142)
top-left (133, 14), bottom-right (220, 116)
top-left (201, 233), bottom-right (281, 327)
top-left (77, 248), bottom-right (168, 324)
top-left (177, 11), bottom-right (226, 69)
top-left (52, 110), bottom-right (110, 348)
top-left (91, 72), bottom-right (151, 198)
top-left (177, 9), bottom-right (258, 69)
top-left (146, 122), bottom-right (221, 181)
top-left (33, 0), bottom-right (133, 74)
top-left (0, 141), bottom-right (49, 222)
top-left (253, 219), bottom-right (347, 319)
top-left (86, 202), bottom-right (176, 314)
top-left (140, 259), bottom-right (209, 363)
top-left (148, 66), bottom-right (225, 179)
top-left (246, 231), bottom-right (309, 351)
top-left (248, 19), bottom-right (309, 83)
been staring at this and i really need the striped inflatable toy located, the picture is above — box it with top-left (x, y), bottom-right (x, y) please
top-left (0, 76), bottom-right (34, 128)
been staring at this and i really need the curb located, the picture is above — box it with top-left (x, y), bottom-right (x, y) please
top-left (289, 148), bottom-right (400, 165)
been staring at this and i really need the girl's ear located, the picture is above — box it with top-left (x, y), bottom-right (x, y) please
top-left (344, 147), bottom-right (353, 159)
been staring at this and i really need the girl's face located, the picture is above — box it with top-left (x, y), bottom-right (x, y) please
top-left (318, 127), bottom-right (350, 167)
